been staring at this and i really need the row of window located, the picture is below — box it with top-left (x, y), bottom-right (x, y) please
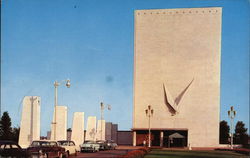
top-left (137, 10), bottom-right (219, 15)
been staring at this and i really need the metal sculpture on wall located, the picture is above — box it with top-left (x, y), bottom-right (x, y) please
top-left (163, 78), bottom-right (194, 115)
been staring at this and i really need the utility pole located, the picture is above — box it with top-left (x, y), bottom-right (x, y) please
top-left (145, 105), bottom-right (153, 147)
top-left (100, 102), bottom-right (111, 140)
top-left (52, 79), bottom-right (70, 140)
top-left (100, 102), bottom-right (104, 141)
top-left (228, 106), bottom-right (236, 149)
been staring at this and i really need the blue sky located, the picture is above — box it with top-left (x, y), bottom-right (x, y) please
top-left (1, 0), bottom-right (249, 136)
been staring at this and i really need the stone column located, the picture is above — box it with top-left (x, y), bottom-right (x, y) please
top-left (160, 131), bottom-right (164, 147)
top-left (133, 131), bottom-right (137, 146)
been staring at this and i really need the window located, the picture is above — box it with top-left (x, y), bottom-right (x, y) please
top-left (5, 144), bottom-right (11, 149)
top-left (70, 142), bottom-right (75, 146)
top-left (11, 144), bottom-right (19, 149)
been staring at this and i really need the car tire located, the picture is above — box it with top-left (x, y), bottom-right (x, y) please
top-left (58, 152), bottom-right (63, 158)
top-left (44, 153), bottom-right (48, 158)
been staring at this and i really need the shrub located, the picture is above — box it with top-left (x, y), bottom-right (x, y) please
top-left (119, 147), bottom-right (151, 158)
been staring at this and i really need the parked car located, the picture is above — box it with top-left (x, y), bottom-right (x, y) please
top-left (27, 140), bottom-right (67, 158)
top-left (96, 140), bottom-right (109, 150)
top-left (0, 140), bottom-right (30, 157)
top-left (57, 140), bottom-right (78, 156)
top-left (80, 140), bottom-right (100, 152)
top-left (106, 140), bottom-right (118, 150)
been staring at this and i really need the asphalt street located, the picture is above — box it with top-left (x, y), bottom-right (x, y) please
top-left (69, 146), bottom-right (141, 158)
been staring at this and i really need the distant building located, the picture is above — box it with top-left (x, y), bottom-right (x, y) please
top-left (117, 131), bottom-right (133, 145)
top-left (47, 131), bottom-right (51, 140)
top-left (67, 130), bottom-right (72, 141)
top-left (19, 96), bottom-right (41, 148)
top-left (105, 122), bottom-right (117, 142)
top-left (64, 122), bottom-right (132, 145)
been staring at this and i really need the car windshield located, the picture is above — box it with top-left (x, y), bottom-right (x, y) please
top-left (57, 141), bottom-right (68, 146)
top-left (31, 141), bottom-right (57, 147)
top-left (48, 142), bottom-right (57, 146)
top-left (84, 141), bottom-right (95, 144)
top-left (96, 141), bottom-right (104, 143)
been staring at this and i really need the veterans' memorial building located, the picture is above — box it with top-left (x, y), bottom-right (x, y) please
top-left (132, 7), bottom-right (222, 147)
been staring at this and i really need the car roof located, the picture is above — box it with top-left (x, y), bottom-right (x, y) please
top-left (31, 140), bottom-right (57, 143)
top-left (84, 140), bottom-right (95, 142)
top-left (0, 140), bottom-right (18, 144)
top-left (58, 140), bottom-right (75, 142)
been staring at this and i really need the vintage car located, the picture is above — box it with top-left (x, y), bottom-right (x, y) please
top-left (0, 140), bottom-right (30, 157)
top-left (57, 140), bottom-right (78, 156)
top-left (106, 140), bottom-right (118, 150)
top-left (27, 140), bottom-right (67, 158)
top-left (80, 140), bottom-right (100, 152)
top-left (96, 140), bottom-right (109, 150)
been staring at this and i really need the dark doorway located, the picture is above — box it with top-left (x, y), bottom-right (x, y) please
top-left (136, 130), bottom-right (148, 146)
top-left (135, 130), bottom-right (160, 146)
top-left (151, 131), bottom-right (160, 146)
top-left (163, 130), bottom-right (188, 147)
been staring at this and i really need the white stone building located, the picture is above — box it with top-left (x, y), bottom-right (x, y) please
top-left (133, 7), bottom-right (222, 147)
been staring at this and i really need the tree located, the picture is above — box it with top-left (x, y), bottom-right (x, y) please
top-left (234, 121), bottom-right (248, 145)
top-left (11, 127), bottom-right (20, 142)
top-left (0, 111), bottom-right (12, 140)
top-left (219, 120), bottom-right (230, 144)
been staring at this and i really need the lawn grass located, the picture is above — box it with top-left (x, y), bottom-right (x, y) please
top-left (144, 149), bottom-right (249, 158)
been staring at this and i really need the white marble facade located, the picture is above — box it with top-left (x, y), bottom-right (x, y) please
top-left (133, 7), bottom-right (222, 147)
top-left (19, 96), bottom-right (41, 148)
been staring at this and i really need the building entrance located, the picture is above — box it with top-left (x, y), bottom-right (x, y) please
top-left (163, 130), bottom-right (188, 147)
top-left (135, 130), bottom-right (160, 146)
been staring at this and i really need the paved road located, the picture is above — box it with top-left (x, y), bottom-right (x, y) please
top-left (69, 146), bottom-right (142, 158)
top-left (69, 149), bottom-right (128, 158)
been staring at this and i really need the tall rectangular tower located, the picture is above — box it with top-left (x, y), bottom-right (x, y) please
top-left (96, 120), bottom-right (106, 141)
top-left (85, 116), bottom-right (97, 141)
top-left (133, 7), bottom-right (222, 147)
top-left (50, 106), bottom-right (67, 140)
top-left (19, 96), bottom-right (41, 148)
top-left (71, 112), bottom-right (84, 147)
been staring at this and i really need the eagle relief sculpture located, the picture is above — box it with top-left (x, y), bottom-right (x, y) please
top-left (163, 78), bottom-right (194, 116)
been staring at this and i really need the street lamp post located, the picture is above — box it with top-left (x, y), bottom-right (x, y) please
top-left (145, 105), bottom-right (153, 147)
top-left (52, 79), bottom-right (70, 140)
top-left (100, 102), bottom-right (111, 140)
top-left (228, 106), bottom-right (236, 149)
